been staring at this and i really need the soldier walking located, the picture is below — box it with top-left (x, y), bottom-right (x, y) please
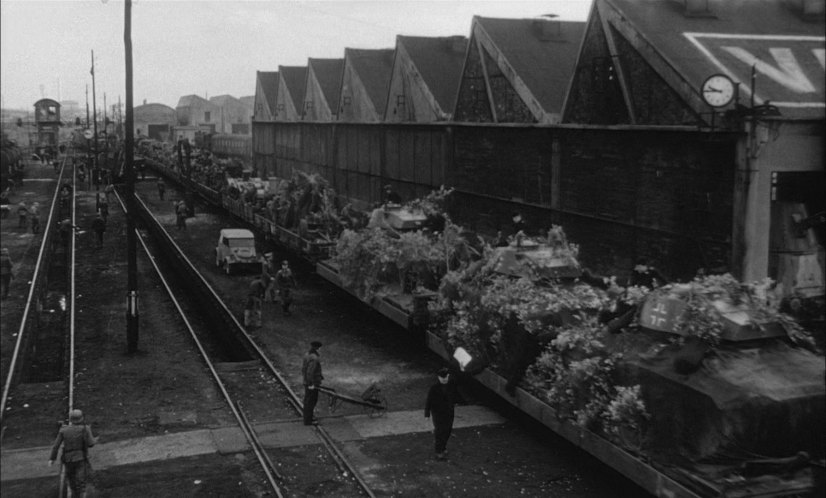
top-left (91, 213), bottom-right (107, 248)
top-left (175, 200), bottom-right (187, 230)
top-left (276, 260), bottom-right (297, 316)
top-left (29, 202), bottom-right (41, 234)
top-left (49, 409), bottom-right (98, 498)
top-left (16, 202), bottom-right (28, 228)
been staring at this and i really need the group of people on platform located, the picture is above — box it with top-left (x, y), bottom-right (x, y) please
top-left (244, 257), bottom-right (297, 328)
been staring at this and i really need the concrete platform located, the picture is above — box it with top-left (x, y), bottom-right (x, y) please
top-left (1, 404), bottom-right (504, 482)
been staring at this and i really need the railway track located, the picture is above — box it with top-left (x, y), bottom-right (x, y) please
top-left (0, 150), bottom-right (80, 496)
top-left (127, 191), bottom-right (376, 497)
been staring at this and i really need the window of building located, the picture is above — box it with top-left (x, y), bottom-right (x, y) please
top-left (204, 111), bottom-right (211, 122)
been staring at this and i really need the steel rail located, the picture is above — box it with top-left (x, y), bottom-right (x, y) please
top-left (124, 195), bottom-right (285, 497)
top-left (68, 154), bottom-right (77, 415)
top-left (130, 191), bottom-right (376, 497)
top-left (61, 153), bottom-right (78, 498)
top-left (0, 151), bottom-right (71, 422)
top-left (236, 401), bottom-right (283, 481)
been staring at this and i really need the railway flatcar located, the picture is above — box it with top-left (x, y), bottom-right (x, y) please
top-left (198, 132), bottom-right (251, 162)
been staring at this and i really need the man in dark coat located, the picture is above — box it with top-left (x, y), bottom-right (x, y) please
top-left (157, 178), bottom-right (166, 200)
top-left (91, 214), bottom-right (107, 248)
top-left (49, 409), bottom-right (98, 498)
top-left (425, 367), bottom-right (457, 460)
top-left (1, 248), bottom-right (14, 299)
top-left (175, 200), bottom-right (187, 230)
top-left (301, 341), bottom-right (324, 425)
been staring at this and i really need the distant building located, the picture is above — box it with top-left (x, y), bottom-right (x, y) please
top-left (133, 101), bottom-right (176, 141)
top-left (275, 66), bottom-right (308, 121)
top-left (338, 48), bottom-right (394, 122)
top-left (454, 17), bottom-right (585, 124)
top-left (175, 94), bottom-right (217, 133)
top-left (240, 96), bottom-right (254, 112)
top-left (254, 71), bottom-right (279, 121)
top-left (303, 58), bottom-right (344, 121)
top-left (385, 35), bottom-right (468, 122)
top-left (209, 94), bottom-right (252, 134)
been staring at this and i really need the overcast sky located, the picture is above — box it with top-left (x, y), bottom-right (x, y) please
top-left (1, 0), bottom-right (592, 111)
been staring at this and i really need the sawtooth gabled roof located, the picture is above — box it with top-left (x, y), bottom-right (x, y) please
top-left (308, 58), bottom-right (345, 112)
top-left (279, 66), bottom-right (308, 112)
top-left (398, 35), bottom-right (468, 113)
top-left (475, 17), bottom-right (586, 116)
top-left (346, 48), bottom-right (395, 116)
top-left (257, 71), bottom-right (279, 114)
top-left (602, 0), bottom-right (825, 120)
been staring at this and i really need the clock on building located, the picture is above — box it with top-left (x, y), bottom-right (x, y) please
top-left (701, 74), bottom-right (736, 108)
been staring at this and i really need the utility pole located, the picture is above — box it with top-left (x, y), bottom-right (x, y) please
top-left (104, 93), bottom-right (109, 168)
top-left (124, 0), bottom-right (139, 353)
top-left (85, 84), bottom-right (91, 169)
top-left (91, 50), bottom-right (99, 190)
top-left (85, 84), bottom-right (90, 128)
top-left (118, 95), bottom-right (123, 139)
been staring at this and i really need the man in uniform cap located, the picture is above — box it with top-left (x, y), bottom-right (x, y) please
top-left (301, 341), bottom-right (324, 425)
top-left (49, 409), bottom-right (98, 497)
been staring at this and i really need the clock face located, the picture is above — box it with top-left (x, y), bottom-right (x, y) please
top-left (701, 74), bottom-right (735, 108)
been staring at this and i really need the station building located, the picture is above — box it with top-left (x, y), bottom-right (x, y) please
top-left (248, 0), bottom-right (823, 294)
top-left (562, 0), bottom-right (825, 296)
